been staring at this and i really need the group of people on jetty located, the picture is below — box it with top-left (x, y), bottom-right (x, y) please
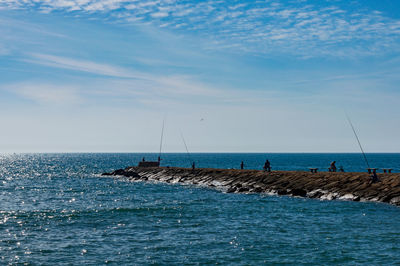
top-left (240, 160), bottom-right (271, 171)
top-left (141, 157), bottom-right (380, 183)
top-left (326, 161), bottom-right (379, 184)
top-left (240, 160), bottom-right (339, 173)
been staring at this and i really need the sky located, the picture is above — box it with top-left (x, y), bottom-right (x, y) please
top-left (0, 0), bottom-right (399, 153)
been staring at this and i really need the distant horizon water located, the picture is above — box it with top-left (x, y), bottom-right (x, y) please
top-left (1, 152), bottom-right (399, 173)
top-left (2, 151), bottom-right (400, 154)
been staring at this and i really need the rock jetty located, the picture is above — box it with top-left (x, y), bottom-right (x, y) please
top-left (102, 167), bottom-right (400, 207)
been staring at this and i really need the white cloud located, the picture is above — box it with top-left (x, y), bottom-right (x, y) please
top-left (1, 0), bottom-right (400, 57)
top-left (26, 53), bottom-right (146, 79)
top-left (9, 83), bottom-right (82, 105)
top-left (23, 53), bottom-right (227, 100)
top-left (150, 11), bottom-right (168, 18)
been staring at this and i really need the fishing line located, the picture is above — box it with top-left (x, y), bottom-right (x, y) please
top-left (158, 116), bottom-right (166, 160)
top-left (345, 113), bottom-right (370, 169)
top-left (180, 130), bottom-right (193, 165)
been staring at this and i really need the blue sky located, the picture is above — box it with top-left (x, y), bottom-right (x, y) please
top-left (0, 0), bottom-right (399, 152)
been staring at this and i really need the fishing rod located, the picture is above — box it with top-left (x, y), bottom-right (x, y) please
top-left (180, 131), bottom-right (193, 166)
top-left (346, 114), bottom-right (370, 169)
top-left (158, 117), bottom-right (166, 161)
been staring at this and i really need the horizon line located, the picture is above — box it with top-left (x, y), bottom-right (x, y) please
top-left (1, 151), bottom-right (399, 154)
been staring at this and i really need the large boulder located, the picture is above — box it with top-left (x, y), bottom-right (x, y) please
top-left (101, 172), bottom-right (112, 176)
top-left (277, 189), bottom-right (288, 195)
top-left (124, 171), bottom-right (140, 178)
top-left (390, 196), bottom-right (400, 205)
top-left (226, 186), bottom-right (237, 193)
top-left (291, 188), bottom-right (307, 197)
top-left (112, 169), bottom-right (126, 176)
top-left (238, 187), bottom-right (249, 193)
top-left (102, 169), bottom-right (125, 176)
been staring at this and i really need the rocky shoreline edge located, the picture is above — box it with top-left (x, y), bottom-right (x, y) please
top-left (102, 167), bottom-right (400, 207)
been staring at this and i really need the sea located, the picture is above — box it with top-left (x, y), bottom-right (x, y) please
top-left (1, 153), bottom-right (399, 265)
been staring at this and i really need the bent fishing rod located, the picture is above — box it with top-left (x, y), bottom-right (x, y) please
top-left (158, 117), bottom-right (166, 161)
top-left (180, 131), bottom-right (193, 166)
top-left (346, 114), bottom-right (370, 169)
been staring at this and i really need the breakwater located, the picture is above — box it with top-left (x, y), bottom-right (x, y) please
top-left (103, 167), bottom-right (400, 206)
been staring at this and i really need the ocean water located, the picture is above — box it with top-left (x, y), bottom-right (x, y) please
top-left (0, 153), bottom-right (399, 265)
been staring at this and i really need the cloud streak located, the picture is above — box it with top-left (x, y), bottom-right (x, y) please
top-left (2, 1), bottom-right (400, 57)
top-left (26, 53), bottom-right (146, 79)
top-left (8, 83), bottom-right (83, 105)
top-left (20, 53), bottom-right (229, 104)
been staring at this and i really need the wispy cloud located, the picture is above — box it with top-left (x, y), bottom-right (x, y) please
top-left (8, 83), bottom-right (83, 105)
top-left (8, 52), bottom-right (295, 107)
top-left (26, 53), bottom-right (146, 79)
top-left (21, 53), bottom-right (227, 102)
top-left (2, 1), bottom-right (400, 57)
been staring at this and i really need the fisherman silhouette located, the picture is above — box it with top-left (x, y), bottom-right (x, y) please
top-left (142, 157), bottom-right (145, 162)
top-left (192, 162), bottom-right (195, 170)
top-left (240, 161), bottom-right (244, 170)
top-left (263, 160), bottom-right (271, 172)
top-left (371, 170), bottom-right (380, 183)
top-left (329, 161), bottom-right (337, 172)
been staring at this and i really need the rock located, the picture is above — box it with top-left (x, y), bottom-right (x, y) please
top-left (112, 169), bottom-right (126, 176)
top-left (124, 171), bottom-right (140, 178)
top-left (320, 192), bottom-right (337, 201)
top-left (390, 196), bottom-right (400, 205)
top-left (307, 189), bottom-right (325, 198)
top-left (226, 187), bottom-right (237, 193)
top-left (339, 193), bottom-right (355, 201)
top-left (238, 187), bottom-right (249, 193)
top-left (277, 189), bottom-right (288, 195)
top-left (291, 188), bottom-right (307, 197)
top-left (252, 187), bottom-right (263, 193)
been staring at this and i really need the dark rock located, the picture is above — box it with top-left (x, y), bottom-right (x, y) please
top-left (124, 171), bottom-right (140, 178)
top-left (253, 187), bottom-right (263, 193)
top-left (101, 172), bottom-right (112, 176)
top-left (226, 187), bottom-right (237, 193)
top-left (112, 169), bottom-right (126, 176)
top-left (277, 189), bottom-right (288, 195)
top-left (238, 187), bottom-right (249, 193)
top-left (291, 188), bottom-right (307, 197)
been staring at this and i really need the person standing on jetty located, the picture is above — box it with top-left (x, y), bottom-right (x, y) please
top-left (192, 162), bottom-right (195, 170)
top-left (263, 160), bottom-right (271, 172)
top-left (240, 161), bottom-right (244, 170)
top-left (329, 161), bottom-right (337, 172)
top-left (371, 170), bottom-right (380, 183)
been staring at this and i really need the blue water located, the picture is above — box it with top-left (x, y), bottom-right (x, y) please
top-left (0, 153), bottom-right (399, 265)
